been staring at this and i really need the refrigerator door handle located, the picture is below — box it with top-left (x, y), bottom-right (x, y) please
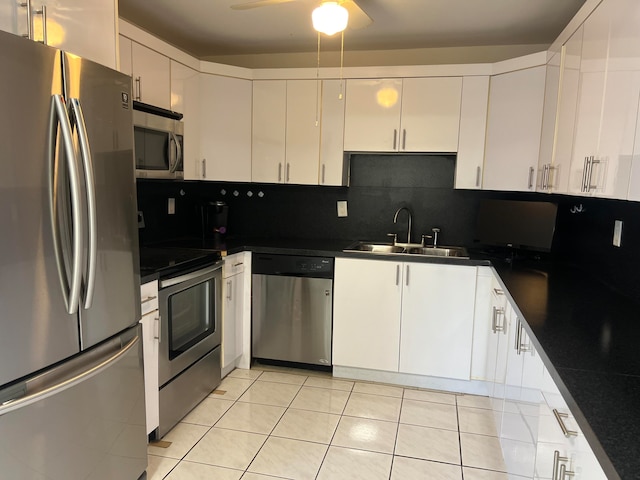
top-left (69, 98), bottom-right (97, 309)
top-left (49, 94), bottom-right (83, 314)
top-left (0, 334), bottom-right (139, 416)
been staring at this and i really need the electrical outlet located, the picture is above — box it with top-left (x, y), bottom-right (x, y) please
top-left (168, 198), bottom-right (175, 215)
top-left (613, 220), bottom-right (623, 247)
top-left (337, 200), bottom-right (348, 217)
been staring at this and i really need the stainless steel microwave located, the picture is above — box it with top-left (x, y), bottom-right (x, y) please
top-left (134, 109), bottom-right (184, 179)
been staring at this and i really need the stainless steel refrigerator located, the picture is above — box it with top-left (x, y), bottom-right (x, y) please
top-left (0, 30), bottom-right (147, 479)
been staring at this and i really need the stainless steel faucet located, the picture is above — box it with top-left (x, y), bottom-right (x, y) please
top-left (393, 207), bottom-right (412, 244)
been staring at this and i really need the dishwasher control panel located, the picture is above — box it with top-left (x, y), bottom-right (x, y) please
top-left (252, 254), bottom-right (334, 279)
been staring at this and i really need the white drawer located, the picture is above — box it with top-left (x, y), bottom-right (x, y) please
top-left (140, 279), bottom-right (159, 316)
top-left (223, 255), bottom-right (245, 278)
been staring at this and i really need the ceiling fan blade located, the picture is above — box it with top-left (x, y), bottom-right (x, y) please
top-left (342, 0), bottom-right (373, 29)
top-left (231, 0), bottom-right (299, 10)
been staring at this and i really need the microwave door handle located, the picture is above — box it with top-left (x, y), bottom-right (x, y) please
top-left (69, 98), bottom-right (97, 309)
top-left (49, 94), bottom-right (83, 314)
top-left (169, 132), bottom-right (182, 173)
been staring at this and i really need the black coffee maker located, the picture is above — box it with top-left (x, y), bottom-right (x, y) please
top-left (201, 201), bottom-right (228, 246)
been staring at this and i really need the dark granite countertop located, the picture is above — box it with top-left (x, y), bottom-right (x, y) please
top-left (490, 257), bottom-right (639, 480)
top-left (142, 236), bottom-right (635, 478)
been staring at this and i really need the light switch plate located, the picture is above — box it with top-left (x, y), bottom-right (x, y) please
top-left (613, 220), bottom-right (623, 247)
top-left (337, 200), bottom-right (348, 217)
top-left (168, 198), bottom-right (175, 215)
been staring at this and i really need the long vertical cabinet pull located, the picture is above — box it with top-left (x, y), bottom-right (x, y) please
top-left (286, 163), bottom-right (290, 183)
top-left (581, 157), bottom-right (589, 192)
top-left (278, 162), bottom-right (282, 182)
top-left (49, 94), bottom-right (84, 315)
top-left (586, 156), bottom-right (600, 193)
top-left (402, 129), bottom-right (407, 150)
top-left (37, 4), bottom-right (46, 44)
top-left (21, 0), bottom-right (32, 39)
top-left (321, 164), bottom-right (326, 184)
top-left (135, 77), bottom-right (142, 101)
top-left (226, 280), bottom-right (232, 300)
top-left (154, 316), bottom-right (160, 342)
top-left (69, 98), bottom-right (97, 309)
top-left (528, 166), bottom-right (535, 190)
top-left (202, 159), bottom-right (206, 179)
top-left (552, 450), bottom-right (575, 480)
top-left (475, 166), bottom-right (481, 187)
top-left (395, 265), bottom-right (400, 286)
top-left (552, 409), bottom-right (578, 437)
top-left (492, 307), bottom-right (506, 333)
top-left (393, 129), bottom-right (398, 150)
top-left (405, 264), bottom-right (410, 286)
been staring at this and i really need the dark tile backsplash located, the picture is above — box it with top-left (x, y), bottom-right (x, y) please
top-left (137, 154), bottom-right (640, 302)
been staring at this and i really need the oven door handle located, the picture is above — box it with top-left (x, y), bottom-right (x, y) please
top-left (160, 262), bottom-right (223, 289)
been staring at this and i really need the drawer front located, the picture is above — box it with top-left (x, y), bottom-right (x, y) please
top-left (223, 256), bottom-right (245, 278)
top-left (140, 280), bottom-right (159, 316)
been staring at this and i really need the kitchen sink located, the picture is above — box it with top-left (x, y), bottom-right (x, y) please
top-left (405, 246), bottom-right (469, 257)
top-left (344, 242), bottom-right (469, 259)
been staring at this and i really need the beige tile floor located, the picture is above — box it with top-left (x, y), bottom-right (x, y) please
top-left (147, 366), bottom-right (508, 480)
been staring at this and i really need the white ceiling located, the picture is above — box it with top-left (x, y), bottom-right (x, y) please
top-left (118, 0), bottom-right (586, 59)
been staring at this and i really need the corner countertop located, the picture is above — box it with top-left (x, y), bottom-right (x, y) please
top-left (143, 236), bottom-right (636, 478)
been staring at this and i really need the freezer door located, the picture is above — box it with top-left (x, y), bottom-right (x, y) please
top-left (62, 52), bottom-right (141, 348)
top-left (252, 275), bottom-right (333, 365)
top-left (0, 31), bottom-right (81, 386)
top-left (0, 324), bottom-right (147, 479)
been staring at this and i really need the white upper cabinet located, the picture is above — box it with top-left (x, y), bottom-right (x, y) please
top-left (118, 35), bottom-right (132, 76)
top-left (567, 0), bottom-right (640, 198)
top-left (198, 74), bottom-right (252, 182)
top-left (171, 62), bottom-right (200, 180)
top-left (455, 76), bottom-right (490, 189)
top-left (131, 41), bottom-right (171, 109)
top-left (285, 80), bottom-right (322, 184)
top-left (344, 77), bottom-right (462, 153)
top-left (344, 78), bottom-right (403, 152)
top-left (320, 80), bottom-right (347, 186)
top-left (537, 52), bottom-right (562, 193)
top-left (483, 66), bottom-right (546, 192)
top-left (1, 0), bottom-right (118, 69)
top-left (252, 79), bottom-right (346, 185)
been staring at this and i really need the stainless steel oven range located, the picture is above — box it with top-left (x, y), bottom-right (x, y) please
top-left (140, 247), bottom-right (222, 438)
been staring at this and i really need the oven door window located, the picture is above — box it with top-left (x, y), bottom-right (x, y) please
top-left (167, 278), bottom-right (216, 360)
top-left (135, 126), bottom-right (169, 170)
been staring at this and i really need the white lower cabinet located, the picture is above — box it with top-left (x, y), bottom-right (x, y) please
top-left (140, 280), bottom-right (159, 436)
top-left (333, 257), bottom-right (477, 379)
top-left (399, 262), bottom-right (476, 380)
top-left (222, 252), bottom-right (249, 377)
top-left (333, 258), bottom-right (402, 372)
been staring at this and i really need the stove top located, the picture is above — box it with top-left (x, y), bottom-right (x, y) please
top-left (139, 246), bottom-right (222, 279)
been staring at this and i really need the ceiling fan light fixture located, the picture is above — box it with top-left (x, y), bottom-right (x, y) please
top-left (312, 2), bottom-right (349, 36)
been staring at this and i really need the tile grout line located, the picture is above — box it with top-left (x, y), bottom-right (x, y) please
top-left (456, 394), bottom-right (466, 480)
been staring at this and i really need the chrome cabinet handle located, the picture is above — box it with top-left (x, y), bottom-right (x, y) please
top-left (553, 451), bottom-right (570, 480)
top-left (402, 129), bottom-right (407, 150)
top-left (20, 0), bottom-right (32, 39)
top-left (405, 265), bottom-right (410, 286)
top-left (69, 98), bottom-right (97, 310)
top-left (153, 315), bottom-right (160, 342)
top-left (587, 157), bottom-right (600, 192)
top-left (395, 265), bottom-right (400, 286)
top-left (493, 288), bottom-right (504, 296)
top-left (322, 164), bottom-right (326, 184)
top-left (168, 132), bottom-right (182, 173)
top-left (37, 4), bottom-right (46, 44)
top-left (286, 163), bottom-right (290, 182)
top-left (581, 157), bottom-right (589, 192)
top-left (233, 262), bottom-right (243, 267)
top-left (278, 162), bottom-right (282, 182)
top-left (515, 318), bottom-right (522, 352)
top-left (528, 166), bottom-right (535, 190)
top-left (475, 166), bottom-right (481, 187)
top-left (226, 280), bottom-right (232, 300)
top-left (492, 306), bottom-right (505, 334)
top-left (135, 76), bottom-right (141, 101)
top-left (559, 463), bottom-right (575, 479)
top-left (141, 295), bottom-right (157, 304)
top-left (553, 409), bottom-right (578, 437)
top-left (202, 158), bottom-right (206, 179)
top-left (393, 129), bottom-right (398, 150)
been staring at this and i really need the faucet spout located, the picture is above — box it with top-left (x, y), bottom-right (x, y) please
top-left (393, 207), bottom-right (412, 244)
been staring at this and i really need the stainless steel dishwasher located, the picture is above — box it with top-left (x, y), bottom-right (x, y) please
top-left (252, 253), bottom-right (333, 367)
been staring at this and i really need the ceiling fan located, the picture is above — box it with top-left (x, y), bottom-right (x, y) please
top-left (230, 0), bottom-right (374, 32)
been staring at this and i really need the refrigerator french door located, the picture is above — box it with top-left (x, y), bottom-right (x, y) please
top-left (0, 30), bottom-right (146, 479)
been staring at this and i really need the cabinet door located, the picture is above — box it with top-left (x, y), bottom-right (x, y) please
top-left (286, 80), bottom-right (321, 185)
top-left (119, 35), bottom-right (132, 76)
top-left (554, 26), bottom-right (584, 194)
top-left (320, 80), bottom-right (347, 186)
top-left (172, 62), bottom-right (200, 180)
top-left (399, 263), bottom-right (476, 380)
top-left (40, 0), bottom-right (117, 69)
top-left (252, 80), bottom-right (286, 183)
top-left (333, 258), bottom-right (402, 372)
top-left (537, 53), bottom-right (561, 192)
top-left (568, 2), bottom-right (610, 195)
top-left (455, 76), bottom-right (489, 189)
top-left (140, 311), bottom-right (159, 435)
top-left (222, 273), bottom-right (243, 373)
top-left (400, 77), bottom-right (462, 152)
top-left (483, 66), bottom-right (546, 191)
top-left (131, 42), bottom-right (171, 109)
top-left (199, 74), bottom-right (252, 182)
top-left (343, 78), bottom-right (402, 152)
top-left (0, 1), bottom-right (24, 37)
